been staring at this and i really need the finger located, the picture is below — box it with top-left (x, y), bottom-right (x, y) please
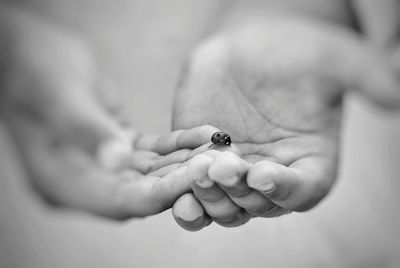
top-left (1, 26), bottom-right (132, 171)
top-left (5, 20), bottom-right (129, 150)
top-left (95, 76), bottom-right (134, 127)
top-left (148, 163), bottom-right (182, 177)
top-left (188, 154), bottom-right (251, 227)
top-left (141, 166), bottom-right (195, 215)
top-left (185, 142), bottom-right (242, 161)
top-left (146, 148), bottom-right (220, 177)
top-left (247, 156), bottom-right (336, 211)
top-left (131, 148), bottom-right (191, 175)
top-left (326, 28), bottom-right (400, 109)
top-left (172, 193), bottom-right (212, 231)
top-left (142, 132), bottom-right (241, 174)
top-left (95, 75), bottom-right (121, 118)
top-left (352, 0), bottom-right (400, 45)
top-left (8, 116), bottom-right (195, 219)
top-left (149, 149), bottom-right (191, 173)
top-left (6, 117), bottom-right (127, 218)
top-left (134, 130), bottom-right (184, 153)
top-left (133, 134), bottom-right (160, 151)
top-left (135, 125), bottom-right (220, 155)
top-left (6, 73), bottom-right (132, 171)
top-left (208, 151), bottom-right (285, 217)
top-left (96, 138), bottom-right (133, 171)
top-left (130, 150), bottom-right (159, 174)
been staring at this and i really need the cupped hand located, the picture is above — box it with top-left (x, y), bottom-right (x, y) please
top-left (0, 9), bottom-right (218, 219)
top-left (171, 14), bottom-right (400, 230)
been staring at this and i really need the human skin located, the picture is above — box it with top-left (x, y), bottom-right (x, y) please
top-left (2, 0), bottom-right (400, 227)
top-left (0, 5), bottom-right (221, 219)
top-left (1, 1), bottom-right (356, 224)
top-left (170, 10), bottom-right (400, 230)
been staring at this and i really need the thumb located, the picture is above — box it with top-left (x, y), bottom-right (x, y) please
top-left (54, 91), bottom-right (133, 171)
top-left (326, 30), bottom-right (400, 109)
top-left (4, 82), bottom-right (133, 171)
top-left (1, 13), bottom-right (133, 170)
top-left (346, 48), bottom-right (400, 109)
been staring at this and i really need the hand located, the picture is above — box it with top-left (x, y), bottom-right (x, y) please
top-left (0, 9), bottom-right (216, 219)
top-left (6, 111), bottom-right (216, 219)
top-left (171, 14), bottom-right (400, 230)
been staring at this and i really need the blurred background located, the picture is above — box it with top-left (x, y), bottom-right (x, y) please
top-left (1, 0), bottom-right (400, 267)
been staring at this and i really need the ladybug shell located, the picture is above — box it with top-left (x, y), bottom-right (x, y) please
top-left (211, 132), bottom-right (231, 146)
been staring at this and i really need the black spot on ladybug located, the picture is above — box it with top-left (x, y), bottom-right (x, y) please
top-left (211, 131), bottom-right (231, 146)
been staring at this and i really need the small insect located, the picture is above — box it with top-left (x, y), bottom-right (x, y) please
top-left (210, 131), bottom-right (232, 146)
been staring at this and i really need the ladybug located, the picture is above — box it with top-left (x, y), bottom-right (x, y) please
top-left (211, 131), bottom-right (231, 146)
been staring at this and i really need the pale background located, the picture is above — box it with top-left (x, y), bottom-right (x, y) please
top-left (1, 1), bottom-right (400, 267)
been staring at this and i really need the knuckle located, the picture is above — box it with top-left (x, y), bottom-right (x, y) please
top-left (246, 202), bottom-right (277, 217)
top-left (196, 191), bottom-right (225, 203)
top-left (223, 185), bottom-right (253, 198)
top-left (214, 209), bottom-right (251, 227)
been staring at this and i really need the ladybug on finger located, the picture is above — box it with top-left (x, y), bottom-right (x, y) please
top-left (210, 131), bottom-right (232, 147)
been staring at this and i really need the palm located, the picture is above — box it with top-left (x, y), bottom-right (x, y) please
top-left (173, 17), bottom-right (347, 180)
top-left (170, 15), bottom-right (400, 231)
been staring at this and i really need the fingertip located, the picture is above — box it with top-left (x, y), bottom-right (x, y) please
top-left (208, 151), bottom-right (249, 185)
top-left (150, 149), bottom-right (190, 173)
top-left (172, 193), bottom-right (208, 231)
top-left (187, 154), bottom-right (214, 181)
top-left (134, 134), bottom-right (160, 151)
top-left (146, 166), bottom-right (191, 213)
top-left (176, 125), bottom-right (220, 149)
top-left (96, 139), bottom-right (132, 171)
top-left (247, 161), bottom-right (298, 203)
top-left (130, 150), bottom-right (159, 174)
top-left (154, 130), bottom-right (185, 155)
top-left (247, 161), bottom-right (277, 189)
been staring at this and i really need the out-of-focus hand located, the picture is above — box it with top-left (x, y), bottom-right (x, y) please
top-left (0, 8), bottom-right (217, 220)
top-left (171, 13), bottom-right (400, 230)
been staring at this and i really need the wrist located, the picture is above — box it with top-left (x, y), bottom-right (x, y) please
top-left (223, 0), bottom-right (356, 29)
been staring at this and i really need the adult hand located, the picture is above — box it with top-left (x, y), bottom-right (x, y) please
top-left (171, 13), bottom-right (400, 230)
top-left (0, 7), bottom-right (215, 220)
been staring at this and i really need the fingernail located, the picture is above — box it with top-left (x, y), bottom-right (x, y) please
top-left (222, 175), bottom-right (240, 187)
top-left (97, 139), bottom-right (132, 171)
top-left (260, 182), bottom-right (276, 194)
top-left (175, 216), bottom-right (206, 231)
top-left (194, 176), bottom-right (214, 188)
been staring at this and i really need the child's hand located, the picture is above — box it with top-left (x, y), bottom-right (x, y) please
top-left (170, 13), bottom-right (400, 231)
